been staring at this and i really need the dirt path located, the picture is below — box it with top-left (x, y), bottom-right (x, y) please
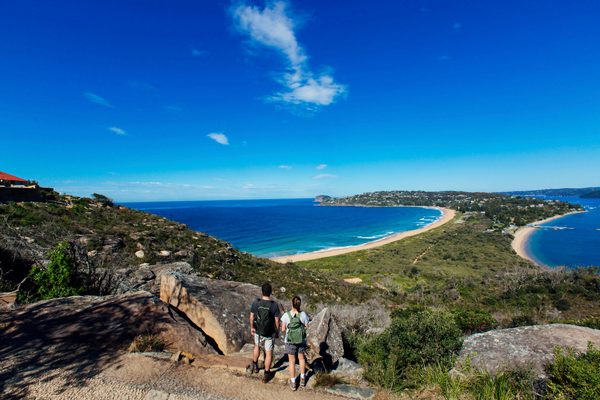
top-left (0, 345), bottom-right (359, 400)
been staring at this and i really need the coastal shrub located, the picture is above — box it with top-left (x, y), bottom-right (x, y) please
top-left (358, 309), bottom-right (462, 389)
top-left (555, 298), bottom-right (572, 311)
top-left (129, 332), bottom-right (166, 352)
top-left (28, 242), bottom-right (82, 300)
top-left (546, 342), bottom-right (600, 400)
top-left (550, 316), bottom-right (600, 330)
top-left (451, 308), bottom-right (498, 335)
top-left (509, 315), bottom-right (535, 328)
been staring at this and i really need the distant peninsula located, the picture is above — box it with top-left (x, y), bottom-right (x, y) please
top-left (580, 191), bottom-right (600, 199)
top-left (500, 186), bottom-right (600, 197)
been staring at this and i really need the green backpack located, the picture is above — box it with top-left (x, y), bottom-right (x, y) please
top-left (286, 311), bottom-right (306, 344)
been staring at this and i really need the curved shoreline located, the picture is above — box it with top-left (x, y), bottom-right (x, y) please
top-left (272, 207), bottom-right (456, 263)
top-left (511, 211), bottom-right (586, 266)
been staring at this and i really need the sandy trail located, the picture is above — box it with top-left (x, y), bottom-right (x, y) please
top-left (511, 211), bottom-right (585, 265)
top-left (273, 208), bottom-right (456, 263)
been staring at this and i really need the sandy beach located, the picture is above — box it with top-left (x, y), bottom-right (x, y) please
top-left (272, 207), bottom-right (456, 263)
top-left (511, 211), bottom-right (585, 265)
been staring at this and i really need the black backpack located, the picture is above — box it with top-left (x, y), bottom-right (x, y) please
top-left (255, 299), bottom-right (275, 337)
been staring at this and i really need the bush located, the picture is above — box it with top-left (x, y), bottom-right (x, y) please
top-left (546, 342), bottom-right (600, 400)
top-left (27, 242), bottom-right (82, 300)
top-left (555, 299), bottom-right (572, 311)
top-left (358, 309), bottom-right (462, 389)
top-left (129, 332), bottom-right (166, 352)
top-left (451, 308), bottom-right (498, 334)
top-left (509, 315), bottom-right (535, 328)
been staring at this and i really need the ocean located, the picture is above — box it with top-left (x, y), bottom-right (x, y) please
top-left (123, 198), bottom-right (442, 258)
top-left (524, 196), bottom-right (600, 268)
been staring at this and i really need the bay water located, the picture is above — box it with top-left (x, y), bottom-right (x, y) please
top-left (123, 198), bottom-right (442, 258)
top-left (524, 196), bottom-right (600, 268)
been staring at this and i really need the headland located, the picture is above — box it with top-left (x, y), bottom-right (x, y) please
top-left (511, 210), bottom-right (586, 266)
top-left (272, 207), bottom-right (455, 263)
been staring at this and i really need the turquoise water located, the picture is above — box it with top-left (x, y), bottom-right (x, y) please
top-left (123, 198), bottom-right (442, 258)
top-left (524, 196), bottom-right (600, 268)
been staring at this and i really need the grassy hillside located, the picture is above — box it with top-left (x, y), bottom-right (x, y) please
top-left (298, 212), bottom-right (600, 323)
top-left (0, 194), bottom-right (372, 304)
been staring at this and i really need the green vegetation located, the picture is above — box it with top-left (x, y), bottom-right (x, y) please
top-left (322, 190), bottom-right (583, 230)
top-left (356, 308), bottom-right (462, 389)
top-left (0, 194), bottom-right (371, 305)
top-left (129, 332), bottom-right (166, 352)
top-left (546, 343), bottom-right (600, 400)
top-left (27, 242), bottom-right (82, 301)
top-left (299, 214), bottom-right (600, 323)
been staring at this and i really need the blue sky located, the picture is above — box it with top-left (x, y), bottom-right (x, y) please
top-left (2, 0), bottom-right (599, 201)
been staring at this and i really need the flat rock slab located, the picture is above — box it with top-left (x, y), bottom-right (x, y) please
top-left (459, 324), bottom-right (600, 376)
top-left (160, 272), bottom-right (283, 354)
top-left (326, 384), bottom-right (375, 399)
top-left (0, 291), bottom-right (217, 357)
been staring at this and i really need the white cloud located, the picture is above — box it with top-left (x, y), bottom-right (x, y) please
top-left (313, 174), bottom-right (338, 180)
top-left (279, 165), bottom-right (292, 170)
top-left (192, 49), bottom-right (206, 56)
top-left (84, 92), bottom-right (113, 107)
top-left (231, 1), bottom-right (346, 111)
top-left (207, 133), bottom-right (229, 145)
top-left (127, 81), bottom-right (156, 91)
top-left (316, 164), bottom-right (327, 170)
top-left (109, 127), bottom-right (126, 135)
top-left (454, 22), bottom-right (461, 29)
top-left (165, 105), bottom-right (183, 112)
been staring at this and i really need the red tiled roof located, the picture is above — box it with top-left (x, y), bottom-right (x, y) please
top-left (0, 171), bottom-right (27, 182)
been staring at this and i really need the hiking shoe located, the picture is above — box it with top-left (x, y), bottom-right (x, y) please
top-left (262, 371), bottom-right (272, 383)
top-left (300, 376), bottom-right (306, 387)
top-left (251, 361), bottom-right (259, 374)
top-left (289, 379), bottom-right (297, 391)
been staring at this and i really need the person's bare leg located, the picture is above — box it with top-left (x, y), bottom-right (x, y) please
top-left (298, 353), bottom-right (306, 376)
top-left (288, 353), bottom-right (296, 380)
top-left (253, 344), bottom-right (260, 363)
top-left (265, 350), bottom-right (273, 372)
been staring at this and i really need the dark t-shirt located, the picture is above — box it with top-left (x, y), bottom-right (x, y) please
top-left (250, 298), bottom-right (281, 318)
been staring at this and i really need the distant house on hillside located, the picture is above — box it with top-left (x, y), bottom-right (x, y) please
top-left (0, 171), bottom-right (28, 187)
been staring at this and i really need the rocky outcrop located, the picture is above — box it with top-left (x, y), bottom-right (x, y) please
top-left (160, 272), bottom-right (283, 355)
top-left (458, 324), bottom-right (600, 376)
top-left (0, 291), bottom-right (217, 356)
top-left (306, 308), bottom-right (344, 365)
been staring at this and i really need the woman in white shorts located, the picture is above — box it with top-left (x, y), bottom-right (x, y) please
top-left (280, 296), bottom-right (309, 390)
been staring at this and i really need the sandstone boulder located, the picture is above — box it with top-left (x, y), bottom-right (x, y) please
top-left (135, 267), bottom-right (155, 282)
top-left (135, 250), bottom-right (145, 258)
top-left (102, 237), bottom-right (124, 252)
top-left (458, 324), bottom-right (600, 376)
top-left (306, 308), bottom-right (344, 365)
top-left (160, 272), bottom-right (283, 355)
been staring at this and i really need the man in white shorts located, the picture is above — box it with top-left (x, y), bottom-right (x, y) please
top-left (249, 283), bottom-right (280, 383)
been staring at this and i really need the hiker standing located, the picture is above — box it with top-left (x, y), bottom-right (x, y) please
top-left (280, 296), bottom-right (309, 391)
top-left (249, 283), bottom-right (281, 383)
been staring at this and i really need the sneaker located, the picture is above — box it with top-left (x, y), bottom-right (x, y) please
top-left (289, 379), bottom-right (297, 391)
top-left (251, 361), bottom-right (259, 374)
top-left (262, 371), bottom-right (272, 383)
top-left (300, 376), bottom-right (306, 387)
